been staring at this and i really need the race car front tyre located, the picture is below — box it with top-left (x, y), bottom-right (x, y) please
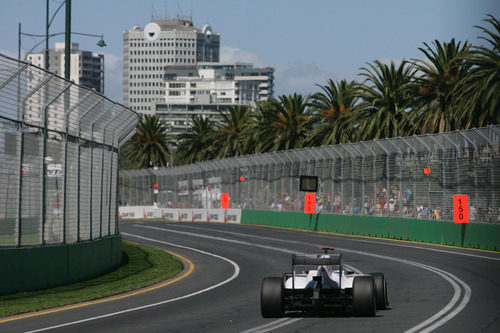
top-left (261, 277), bottom-right (284, 318)
top-left (352, 276), bottom-right (376, 317)
top-left (369, 272), bottom-right (389, 309)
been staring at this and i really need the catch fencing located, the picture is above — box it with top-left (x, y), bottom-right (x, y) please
top-left (120, 125), bottom-right (500, 223)
top-left (0, 53), bottom-right (140, 247)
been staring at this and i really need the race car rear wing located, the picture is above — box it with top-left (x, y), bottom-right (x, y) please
top-left (292, 253), bottom-right (342, 266)
top-left (290, 253), bottom-right (344, 292)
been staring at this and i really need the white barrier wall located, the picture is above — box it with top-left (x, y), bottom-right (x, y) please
top-left (118, 206), bottom-right (241, 224)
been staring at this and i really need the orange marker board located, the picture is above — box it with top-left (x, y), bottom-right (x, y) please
top-left (453, 194), bottom-right (469, 224)
top-left (221, 193), bottom-right (229, 209)
top-left (304, 192), bottom-right (315, 214)
top-left (424, 168), bottom-right (431, 175)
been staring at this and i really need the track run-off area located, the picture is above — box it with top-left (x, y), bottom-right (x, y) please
top-left (2, 220), bottom-right (500, 333)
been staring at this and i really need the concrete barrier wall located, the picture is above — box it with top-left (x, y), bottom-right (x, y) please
top-left (241, 209), bottom-right (500, 251)
top-left (0, 235), bottom-right (122, 295)
top-left (119, 206), bottom-right (241, 224)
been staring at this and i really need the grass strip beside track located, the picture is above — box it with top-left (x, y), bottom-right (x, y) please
top-left (0, 241), bottom-right (183, 318)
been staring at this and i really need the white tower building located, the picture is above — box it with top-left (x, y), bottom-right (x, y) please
top-left (122, 18), bottom-right (220, 113)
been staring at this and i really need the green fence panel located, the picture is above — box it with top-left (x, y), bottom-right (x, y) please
top-left (0, 248), bottom-right (23, 294)
top-left (0, 235), bottom-right (122, 295)
top-left (241, 209), bottom-right (500, 251)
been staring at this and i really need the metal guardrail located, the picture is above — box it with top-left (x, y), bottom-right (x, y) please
top-left (119, 125), bottom-right (500, 224)
top-left (0, 53), bottom-right (140, 247)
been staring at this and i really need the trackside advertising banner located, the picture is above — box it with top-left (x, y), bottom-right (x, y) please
top-left (119, 206), bottom-right (241, 224)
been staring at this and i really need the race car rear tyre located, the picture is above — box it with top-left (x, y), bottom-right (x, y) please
top-left (352, 276), bottom-right (376, 317)
top-left (261, 277), bottom-right (284, 318)
top-left (369, 272), bottom-right (389, 309)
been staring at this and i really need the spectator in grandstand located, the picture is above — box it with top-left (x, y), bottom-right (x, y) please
top-left (404, 187), bottom-right (412, 206)
top-left (334, 192), bottom-right (341, 213)
top-left (417, 202), bottom-right (424, 218)
top-left (469, 204), bottom-right (477, 221)
top-left (389, 198), bottom-right (396, 215)
top-left (433, 206), bottom-right (441, 220)
top-left (378, 196), bottom-right (387, 213)
top-left (421, 205), bottom-right (430, 219)
top-left (316, 198), bottom-right (324, 214)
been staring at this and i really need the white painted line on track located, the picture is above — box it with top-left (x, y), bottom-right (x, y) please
top-left (343, 264), bottom-right (362, 274)
top-left (240, 318), bottom-right (302, 333)
top-left (25, 233), bottom-right (240, 333)
top-left (331, 236), bottom-right (500, 262)
top-left (167, 222), bottom-right (500, 261)
top-left (337, 248), bottom-right (471, 333)
top-left (136, 224), bottom-right (471, 333)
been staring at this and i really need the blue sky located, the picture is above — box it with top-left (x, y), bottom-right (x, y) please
top-left (1, 0), bottom-right (499, 103)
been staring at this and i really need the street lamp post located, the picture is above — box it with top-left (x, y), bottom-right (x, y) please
top-left (18, 30), bottom-right (106, 62)
top-left (64, 0), bottom-right (71, 80)
top-left (45, 0), bottom-right (66, 70)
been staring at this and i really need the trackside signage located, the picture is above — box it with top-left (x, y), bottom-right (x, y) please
top-left (453, 195), bottom-right (469, 224)
top-left (118, 206), bottom-right (241, 224)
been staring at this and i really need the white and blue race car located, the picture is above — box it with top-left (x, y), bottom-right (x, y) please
top-left (261, 248), bottom-right (389, 317)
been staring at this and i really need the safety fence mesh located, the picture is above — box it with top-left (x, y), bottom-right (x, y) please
top-left (0, 53), bottom-right (140, 247)
top-left (120, 125), bottom-right (500, 223)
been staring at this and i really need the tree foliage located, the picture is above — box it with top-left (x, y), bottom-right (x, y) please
top-left (122, 114), bottom-right (170, 169)
top-left (123, 15), bottom-right (499, 168)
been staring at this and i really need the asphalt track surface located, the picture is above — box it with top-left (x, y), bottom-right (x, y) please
top-left (2, 220), bottom-right (500, 333)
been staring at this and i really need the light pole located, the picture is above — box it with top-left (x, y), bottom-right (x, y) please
top-left (19, 29), bottom-right (106, 62)
top-left (64, 0), bottom-right (71, 80)
top-left (46, 0), bottom-right (66, 70)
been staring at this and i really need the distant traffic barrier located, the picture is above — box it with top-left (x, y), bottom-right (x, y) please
top-left (241, 209), bottom-right (500, 251)
top-left (119, 206), bottom-right (242, 224)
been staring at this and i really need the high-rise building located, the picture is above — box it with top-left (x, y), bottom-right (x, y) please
top-left (123, 18), bottom-right (220, 113)
top-left (156, 62), bottom-right (274, 133)
top-left (24, 43), bottom-right (104, 132)
top-left (27, 42), bottom-right (104, 93)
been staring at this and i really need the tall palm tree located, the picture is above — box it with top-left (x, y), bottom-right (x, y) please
top-left (213, 105), bottom-right (253, 158)
top-left (250, 99), bottom-right (281, 153)
top-left (453, 15), bottom-right (500, 128)
top-left (174, 115), bottom-right (217, 165)
top-left (306, 79), bottom-right (360, 146)
top-left (356, 60), bottom-right (417, 141)
top-left (410, 39), bottom-right (471, 133)
top-left (124, 114), bottom-right (171, 169)
top-left (253, 94), bottom-right (313, 151)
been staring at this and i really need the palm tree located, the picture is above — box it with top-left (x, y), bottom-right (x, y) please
top-left (174, 115), bottom-right (217, 165)
top-left (356, 60), bottom-right (417, 141)
top-left (250, 99), bottom-right (281, 153)
top-left (252, 94), bottom-right (313, 151)
top-left (306, 79), bottom-right (360, 146)
top-left (124, 114), bottom-right (171, 169)
top-left (410, 39), bottom-right (471, 133)
top-left (213, 105), bottom-right (253, 158)
top-left (453, 15), bottom-right (500, 128)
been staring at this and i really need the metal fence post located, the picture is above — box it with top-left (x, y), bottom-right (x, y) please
top-left (63, 90), bottom-right (92, 243)
top-left (41, 82), bottom-right (71, 244)
top-left (77, 97), bottom-right (105, 241)
top-left (99, 107), bottom-right (119, 237)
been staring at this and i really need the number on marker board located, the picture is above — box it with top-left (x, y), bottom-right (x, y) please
top-left (453, 195), bottom-right (469, 224)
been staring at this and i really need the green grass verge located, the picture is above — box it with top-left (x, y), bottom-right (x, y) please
top-left (0, 241), bottom-right (183, 318)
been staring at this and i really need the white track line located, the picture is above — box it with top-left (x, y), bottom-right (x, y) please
top-left (167, 223), bottom-right (500, 262)
top-left (336, 248), bottom-right (471, 333)
top-left (137, 225), bottom-right (471, 333)
top-left (25, 233), bottom-right (240, 333)
top-left (240, 318), bottom-right (302, 333)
